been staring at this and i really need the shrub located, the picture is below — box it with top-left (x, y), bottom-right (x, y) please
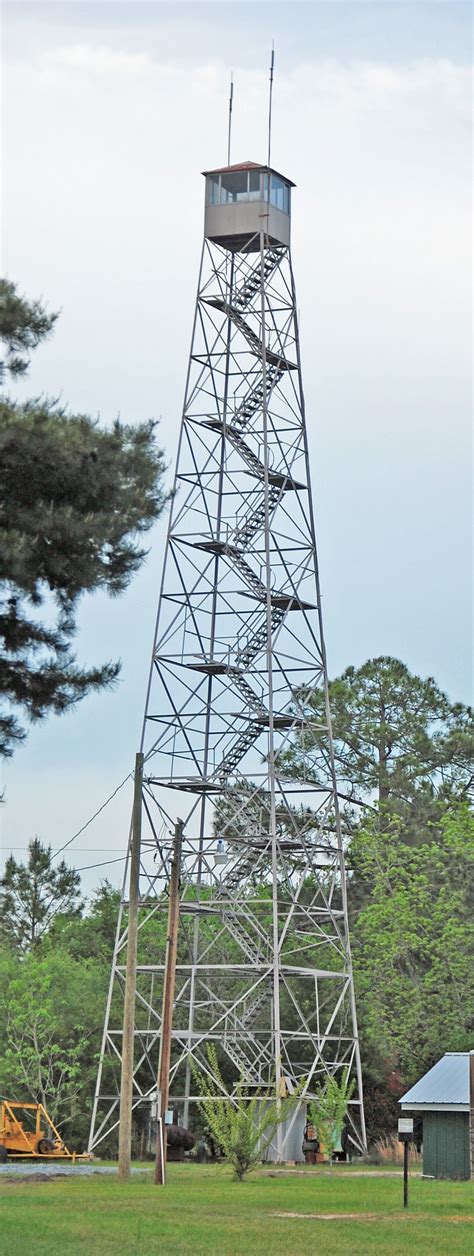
top-left (307, 1067), bottom-right (355, 1160)
top-left (190, 1046), bottom-right (302, 1180)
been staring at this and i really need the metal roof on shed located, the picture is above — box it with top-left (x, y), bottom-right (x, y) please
top-left (400, 1053), bottom-right (472, 1108)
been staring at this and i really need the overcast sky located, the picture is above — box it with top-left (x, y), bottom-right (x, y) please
top-left (1, 1), bottom-right (472, 893)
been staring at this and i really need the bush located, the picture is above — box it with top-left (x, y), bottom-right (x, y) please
top-left (190, 1046), bottom-right (302, 1180)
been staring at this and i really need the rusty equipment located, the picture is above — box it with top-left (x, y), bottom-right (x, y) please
top-left (0, 1100), bottom-right (88, 1161)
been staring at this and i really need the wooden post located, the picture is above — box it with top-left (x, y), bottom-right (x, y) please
top-left (117, 752), bottom-right (143, 1180)
top-left (154, 818), bottom-right (184, 1186)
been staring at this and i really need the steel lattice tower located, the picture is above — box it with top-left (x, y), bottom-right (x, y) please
top-left (89, 161), bottom-right (366, 1159)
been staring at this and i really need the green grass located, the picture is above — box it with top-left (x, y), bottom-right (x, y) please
top-left (1, 1162), bottom-right (473, 1255)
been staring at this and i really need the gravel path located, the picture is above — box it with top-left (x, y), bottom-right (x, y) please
top-left (0, 1162), bottom-right (151, 1178)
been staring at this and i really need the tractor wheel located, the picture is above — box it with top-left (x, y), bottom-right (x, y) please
top-left (0, 1144), bottom-right (8, 1163)
top-left (37, 1138), bottom-right (55, 1155)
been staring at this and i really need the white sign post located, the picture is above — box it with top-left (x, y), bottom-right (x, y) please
top-left (398, 1117), bottom-right (414, 1207)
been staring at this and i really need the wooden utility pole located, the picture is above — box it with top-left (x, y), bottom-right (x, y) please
top-left (154, 818), bottom-right (184, 1186)
top-left (117, 751), bottom-right (143, 1181)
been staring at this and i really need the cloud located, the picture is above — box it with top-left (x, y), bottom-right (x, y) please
top-left (39, 42), bottom-right (156, 78)
top-left (10, 39), bottom-right (473, 103)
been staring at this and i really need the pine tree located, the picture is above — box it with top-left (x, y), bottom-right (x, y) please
top-left (0, 278), bottom-right (58, 378)
top-left (0, 280), bottom-right (169, 754)
top-left (280, 657), bottom-right (473, 832)
top-left (0, 837), bottom-right (82, 950)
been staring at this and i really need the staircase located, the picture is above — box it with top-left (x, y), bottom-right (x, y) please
top-left (228, 670), bottom-right (267, 718)
top-left (222, 1034), bottom-right (266, 1084)
top-left (216, 720), bottom-right (263, 780)
top-left (203, 297), bottom-right (297, 371)
top-left (222, 984), bottom-right (273, 1084)
top-left (233, 363), bottom-right (284, 435)
top-left (221, 907), bottom-right (267, 967)
top-left (204, 418), bottom-right (301, 494)
top-left (220, 837), bottom-right (271, 894)
top-left (185, 284), bottom-right (305, 782)
top-left (230, 550), bottom-right (268, 601)
top-left (232, 248), bottom-right (282, 312)
top-left (240, 984), bottom-right (269, 1028)
top-left (230, 485), bottom-right (281, 551)
top-left (235, 606), bottom-right (286, 669)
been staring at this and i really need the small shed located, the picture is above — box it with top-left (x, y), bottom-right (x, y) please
top-left (399, 1051), bottom-right (474, 1180)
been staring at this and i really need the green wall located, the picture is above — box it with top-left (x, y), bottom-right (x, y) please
top-left (423, 1112), bottom-right (470, 1180)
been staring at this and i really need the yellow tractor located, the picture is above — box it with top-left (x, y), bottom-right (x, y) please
top-left (0, 1100), bottom-right (87, 1162)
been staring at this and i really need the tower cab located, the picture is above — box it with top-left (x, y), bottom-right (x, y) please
top-left (203, 161), bottom-right (294, 252)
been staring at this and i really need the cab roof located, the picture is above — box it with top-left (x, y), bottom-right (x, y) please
top-left (202, 161), bottom-right (296, 188)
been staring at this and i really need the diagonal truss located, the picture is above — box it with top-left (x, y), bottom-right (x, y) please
top-left (89, 227), bottom-right (367, 1158)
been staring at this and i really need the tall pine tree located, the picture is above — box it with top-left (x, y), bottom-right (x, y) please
top-left (280, 657), bottom-right (473, 834)
top-left (0, 279), bottom-right (169, 754)
top-left (0, 837), bottom-right (82, 950)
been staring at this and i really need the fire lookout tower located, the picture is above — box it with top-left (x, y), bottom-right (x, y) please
top-left (89, 159), bottom-right (367, 1160)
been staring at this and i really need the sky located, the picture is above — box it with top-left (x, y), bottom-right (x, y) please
top-left (1, 1), bottom-right (472, 894)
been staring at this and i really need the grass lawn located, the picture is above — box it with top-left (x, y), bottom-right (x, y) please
top-left (1, 1162), bottom-right (473, 1255)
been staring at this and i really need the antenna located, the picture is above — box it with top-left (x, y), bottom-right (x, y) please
top-left (227, 72), bottom-right (234, 167)
top-left (267, 42), bottom-right (275, 169)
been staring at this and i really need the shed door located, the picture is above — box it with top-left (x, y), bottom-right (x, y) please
top-left (423, 1112), bottom-right (470, 1180)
